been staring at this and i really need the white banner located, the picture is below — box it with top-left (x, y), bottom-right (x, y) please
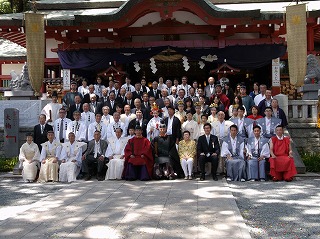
top-left (272, 58), bottom-right (281, 87)
top-left (63, 69), bottom-right (71, 90)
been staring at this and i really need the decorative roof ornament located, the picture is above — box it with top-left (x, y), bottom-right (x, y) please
top-left (201, 54), bottom-right (218, 62)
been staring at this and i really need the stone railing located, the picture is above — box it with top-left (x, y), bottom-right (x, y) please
top-left (288, 100), bottom-right (318, 124)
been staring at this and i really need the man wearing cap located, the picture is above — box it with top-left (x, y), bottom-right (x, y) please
top-left (41, 91), bottom-right (62, 126)
top-left (19, 133), bottom-right (40, 182)
top-left (123, 125), bottom-right (154, 180)
top-left (63, 81), bottom-right (82, 110)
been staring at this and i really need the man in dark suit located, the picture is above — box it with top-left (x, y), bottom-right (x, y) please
top-left (148, 81), bottom-right (161, 99)
top-left (104, 91), bottom-right (117, 115)
top-left (132, 82), bottom-right (144, 101)
top-left (33, 114), bottom-right (53, 151)
top-left (82, 84), bottom-right (99, 104)
top-left (204, 76), bottom-right (215, 98)
top-left (68, 95), bottom-right (83, 120)
top-left (89, 94), bottom-right (103, 115)
top-left (116, 88), bottom-right (127, 105)
top-left (82, 131), bottom-right (108, 181)
top-left (197, 123), bottom-right (220, 181)
top-left (131, 98), bottom-right (149, 120)
top-left (98, 88), bottom-right (109, 104)
top-left (124, 91), bottom-right (135, 109)
top-left (128, 110), bottom-right (148, 137)
top-left (164, 106), bottom-right (181, 144)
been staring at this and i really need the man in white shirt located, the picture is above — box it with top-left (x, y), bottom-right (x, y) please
top-left (88, 113), bottom-right (107, 141)
top-left (41, 91), bottom-right (62, 126)
top-left (177, 76), bottom-right (191, 97)
top-left (254, 84), bottom-right (267, 106)
top-left (81, 103), bottom-right (95, 128)
top-left (121, 76), bottom-right (135, 93)
top-left (101, 106), bottom-right (113, 127)
top-left (107, 112), bottom-right (125, 139)
top-left (66, 111), bottom-right (87, 142)
top-left (94, 76), bottom-right (105, 98)
top-left (53, 108), bottom-right (71, 143)
top-left (120, 105), bottom-right (136, 134)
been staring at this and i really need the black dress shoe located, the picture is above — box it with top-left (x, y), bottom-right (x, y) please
top-left (97, 176), bottom-right (104, 181)
top-left (84, 175), bottom-right (91, 181)
top-left (200, 174), bottom-right (205, 181)
top-left (213, 176), bottom-right (218, 181)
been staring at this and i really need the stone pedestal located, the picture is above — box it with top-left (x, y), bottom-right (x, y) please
top-left (4, 90), bottom-right (35, 100)
top-left (299, 84), bottom-right (320, 100)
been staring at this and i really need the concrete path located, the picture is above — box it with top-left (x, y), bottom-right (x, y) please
top-left (0, 179), bottom-right (251, 239)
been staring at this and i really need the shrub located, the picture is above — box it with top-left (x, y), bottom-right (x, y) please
top-left (0, 156), bottom-right (18, 172)
top-left (0, 0), bottom-right (12, 14)
top-left (300, 151), bottom-right (320, 172)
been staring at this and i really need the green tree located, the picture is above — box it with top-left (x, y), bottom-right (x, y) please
top-left (0, 0), bottom-right (12, 14)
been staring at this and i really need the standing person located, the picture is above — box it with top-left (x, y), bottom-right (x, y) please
top-left (123, 125), bottom-right (154, 181)
top-left (107, 112), bottom-right (126, 139)
top-left (177, 76), bottom-right (191, 97)
top-left (178, 130), bottom-right (197, 180)
top-left (81, 103), bottom-right (95, 129)
top-left (53, 108), bottom-right (71, 143)
top-left (38, 131), bottom-right (61, 183)
top-left (269, 125), bottom-right (297, 182)
top-left (189, 87), bottom-right (199, 104)
top-left (152, 124), bottom-right (178, 180)
top-left (258, 89), bottom-right (273, 116)
top-left (204, 76), bottom-right (215, 98)
top-left (207, 106), bottom-right (218, 124)
top-left (105, 78), bottom-right (115, 96)
top-left (87, 113), bottom-right (108, 141)
top-left (229, 95), bottom-right (247, 118)
top-left (182, 111), bottom-right (200, 140)
top-left (166, 79), bottom-right (173, 95)
top-left (141, 77), bottom-right (150, 93)
top-left (104, 91), bottom-right (117, 115)
top-left (157, 76), bottom-right (167, 90)
top-left (68, 95), bottom-right (83, 120)
top-left (192, 81), bottom-right (200, 97)
top-left (164, 106), bottom-right (181, 144)
top-left (174, 89), bottom-right (186, 108)
top-left (221, 125), bottom-right (246, 182)
top-left (78, 79), bottom-right (89, 97)
top-left (18, 133), bottom-right (40, 182)
top-left (256, 107), bottom-right (282, 139)
top-left (240, 85), bottom-right (254, 115)
top-left (121, 76), bottom-right (135, 92)
top-left (247, 105), bottom-right (263, 122)
top-left (175, 100), bottom-right (186, 124)
top-left (249, 82), bottom-right (259, 100)
top-left (210, 84), bottom-right (230, 112)
top-left (33, 114), bottom-right (53, 151)
top-left (132, 82), bottom-right (144, 101)
top-left (59, 132), bottom-right (84, 182)
top-left (66, 111), bottom-right (87, 142)
top-left (254, 84), bottom-right (267, 106)
top-left (82, 84), bottom-right (99, 104)
top-left (94, 76), bottom-right (105, 98)
top-left (146, 103), bottom-right (163, 141)
top-left (246, 125), bottom-right (270, 181)
top-left (230, 106), bottom-right (254, 138)
top-left (63, 81), bottom-right (82, 110)
top-left (193, 102), bottom-right (202, 125)
top-left (41, 91), bottom-right (62, 126)
top-left (101, 106), bottom-right (113, 128)
top-left (271, 99), bottom-right (288, 127)
top-left (113, 81), bottom-right (121, 97)
top-left (128, 110), bottom-right (148, 137)
top-left (148, 81), bottom-right (161, 99)
top-left (197, 123), bottom-right (220, 181)
top-left (105, 128), bottom-right (128, 180)
top-left (223, 83), bottom-right (234, 106)
top-left (82, 131), bottom-right (108, 181)
top-left (234, 83), bottom-right (241, 97)
top-left (120, 104), bottom-right (136, 134)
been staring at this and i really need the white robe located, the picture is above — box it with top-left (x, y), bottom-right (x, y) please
top-left (66, 120), bottom-right (87, 142)
top-left (120, 113), bottom-right (136, 135)
top-left (106, 121), bottom-right (126, 139)
top-left (146, 116), bottom-right (162, 141)
top-left (101, 115), bottom-right (114, 128)
top-left (53, 117), bottom-right (72, 141)
top-left (19, 142), bottom-right (40, 181)
top-left (41, 102), bottom-right (62, 126)
top-left (182, 120), bottom-right (200, 140)
top-left (59, 142), bottom-right (84, 182)
top-left (78, 85), bottom-right (89, 97)
top-left (38, 140), bottom-right (61, 182)
top-left (105, 137), bottom-right (128, 180)
top-left (88, 121), bottom-right (107, 141)
top-left (81, 111), bottom-right (95, 128)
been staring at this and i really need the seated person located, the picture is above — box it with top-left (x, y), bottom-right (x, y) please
top-left (178, 130), bottom-right (196, 180)
top-left (269, 125), bottom-right (297, 182)
top-left (256, 107), bottom-right (282, 139)
top-left (197, 123), bottom-right (220, 181)
top-left (105, 128), bottom-right (128, 180)
top-left (59, 132), bottom-right (85, 182)
top-left (152, 124), bottom-right (177, 180)
top-left (123, 125), bottom-right (154, 181)
top-left (19, 133), bottom-right (40, 183)
top-left (82, 131), bottom-right (108, 181)
top-left (38, 131), bottom-right (61, 183)
top-left (246, 125), bottom-right (270, 182)
top-left (221, 125), bottom-right (246, 182)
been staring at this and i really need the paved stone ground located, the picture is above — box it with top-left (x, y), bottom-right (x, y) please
top-left (229, 177), bottom-right (320, 239)
top-left (0, 178), bottom-right (251, 239)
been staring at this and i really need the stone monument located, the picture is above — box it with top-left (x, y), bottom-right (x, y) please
top-left (4, 63), bottom-right (35, 99)
top-left (299, 54), bottom-right (320, 100)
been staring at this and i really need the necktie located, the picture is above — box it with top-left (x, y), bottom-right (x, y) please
top-left (207, 135), bottom-right (210, 145)
top-left (75, 122), bottom-right (78, 133)
top-left (41, 125), bottom-right (44, 134)
top-left (154, 90), bottom-right (157, 97)
top-left (145, 102), bottom-right (148, 108)
top-left (59, 119), bottom-right (64, 140)
top-left (94, 142), bottom-right (100, 158)
top-left (97, 123), bottom-right (101, 131)
top-left (111, 101), bottom-right (114, 108)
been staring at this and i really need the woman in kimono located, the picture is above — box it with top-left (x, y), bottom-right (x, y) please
top-left (105, 128), bottom-right (128, 180)
top-left (19, 133), bottom-right (40, 182)
top-left (207, 105), bottom-right (218, 123)
top-left (174, 100), bottom-right (186, 124)
top-left (59, 132), bottom-right (85, 182)
top-left (182, 111), bottom-right (200, 141)
top-left (38, 131), bottom-right (61, 183)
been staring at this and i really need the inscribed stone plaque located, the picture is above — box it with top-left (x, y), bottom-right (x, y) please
top-left (4, 108), bottom-right (20, 157)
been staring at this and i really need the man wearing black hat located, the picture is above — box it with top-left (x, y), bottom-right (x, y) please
top-left (63, 81), bottom-right (83, 110)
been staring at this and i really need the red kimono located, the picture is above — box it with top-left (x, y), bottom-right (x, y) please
top-left (124, 136), bottom-right (154, 179)
top-left (269, 136), bottom-right (297, 181)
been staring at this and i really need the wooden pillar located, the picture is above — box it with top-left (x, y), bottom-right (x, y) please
top-left (307, 26), bottom-right (315, 52)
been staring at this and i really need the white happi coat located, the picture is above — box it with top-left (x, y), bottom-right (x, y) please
top-left (107, 120), bottom-right (126, 139)
top-left (53, 117), bottom-right (72, 141)
top-left (105, 136), bottom-right (128, 180)
top-left (81, 111), bottom-right (95, 128)
top-left (19, 142), bottom-right (40, 181)
top-left (66, 120), bottom-right (87, 142)
top-left (41, 102), bottom-right (62, 126)
top-left (88, 121), bottom-right (108, 141)
top-left (120, 113), bottom-right (136, 134)
top-left (59, 141), bottom-right (85, 182)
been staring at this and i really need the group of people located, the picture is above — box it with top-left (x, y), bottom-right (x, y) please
top-left (18, 75), bottom-right (296, 183)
